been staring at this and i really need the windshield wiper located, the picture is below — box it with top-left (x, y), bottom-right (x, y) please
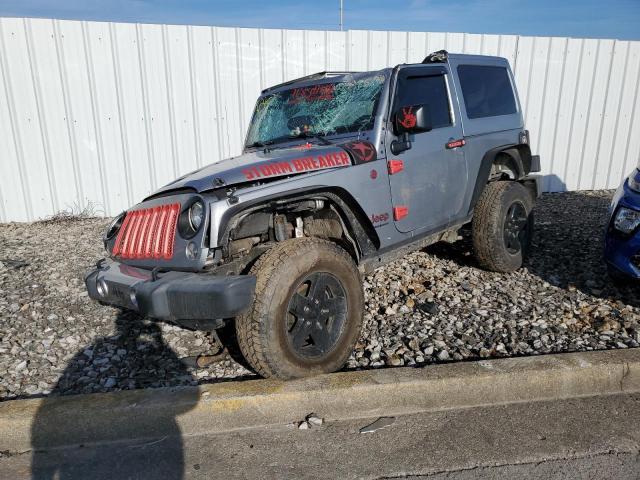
top-left (246, 140), bottom-right (275, 149)
top-left (288, 132), bottom-right (332, 145)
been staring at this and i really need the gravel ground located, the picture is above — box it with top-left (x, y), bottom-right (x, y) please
top-left (1, 190), bottom-right (639, 399)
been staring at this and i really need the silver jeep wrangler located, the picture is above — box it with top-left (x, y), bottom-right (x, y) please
top-left (86, 50), bottom-right (541, 379)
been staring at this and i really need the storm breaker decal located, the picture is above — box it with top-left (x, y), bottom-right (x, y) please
top-left (241, 151), bottom-right (351, 180)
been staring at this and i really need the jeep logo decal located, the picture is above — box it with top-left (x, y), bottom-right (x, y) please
top-left (370, 212), bottom-right (389, 226)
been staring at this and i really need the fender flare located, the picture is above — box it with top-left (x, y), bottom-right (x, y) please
top-left (467, 144), bottom-right (531, 215)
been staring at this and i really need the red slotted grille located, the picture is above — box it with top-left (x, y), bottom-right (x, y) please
top-left (112, 203), bottom-right (180, 260)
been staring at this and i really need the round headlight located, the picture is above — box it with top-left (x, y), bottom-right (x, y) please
top-left (104, 212), bottom-right (125, 241)
top-left (188, 201), bottom-right (205, 232)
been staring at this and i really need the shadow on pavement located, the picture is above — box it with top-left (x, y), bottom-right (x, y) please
top-left (30, 311), bottom-right (199, 480)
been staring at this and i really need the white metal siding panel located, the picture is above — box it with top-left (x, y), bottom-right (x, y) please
top-left (238, 28), bottom-right (261, 137)
top-left (584, 39), bottom-right (616, 190)
top-left (621, 43), bottom-right (640, 180)
top-left (389, 31), bottom-right (407, 66)
top-left (463, 33), bottom-right (483, 55)
top-left (326, 30), bottom-right (346, 71)
top-left (2, 18), bottom-right (51, 220)
top-left (564, 39), bottom-right (599, 191)
top-left (191, 26), bottom-right (221, 171)
top-left (166, 25), bottom-right (198, 177)
top-left (597, 40), bottom-right (630, 190)
top-left (283, 29), bottom-right (304, 80)
top-left (553, 38), bottom-right (584, 192)
top-left (446, 33), bottom-right (464, 54)
top-left (538, 37), bottom-right (567, 192)
top-left (114, 22), bottom-right (154, 202)
top-left (0, 19), bottom-right (29, 221)
top-left (305, 30), bottom-right (327, 74)
top-left (2, 18), bottom-right (640, 221)
top-left (140, 24), bottom-right (175, 191)
top-left (348, 30), bottom-right (368, 71)
top-left (407, 32), bottom-right (427, 63)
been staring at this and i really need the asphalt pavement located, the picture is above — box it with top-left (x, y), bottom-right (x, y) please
top-left (3, 392), bottom-right (639, 479)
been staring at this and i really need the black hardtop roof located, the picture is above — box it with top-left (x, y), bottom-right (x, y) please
top-left (260, 51), bottom-right (509, 95)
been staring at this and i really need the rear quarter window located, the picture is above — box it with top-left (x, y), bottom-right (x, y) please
top-left (457, 65), bottom-right (517, 119)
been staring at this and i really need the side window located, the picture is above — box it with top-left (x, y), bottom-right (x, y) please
top-left (395, 74), bottom-right (452, 129)
top-left (457, 65), bottom-right (517, 119)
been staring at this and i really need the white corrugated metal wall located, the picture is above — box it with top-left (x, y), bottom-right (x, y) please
top-left (1, 17), bottom-right (639, 222)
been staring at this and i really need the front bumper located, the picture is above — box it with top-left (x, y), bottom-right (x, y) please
top-left (605, 229), bottom-right (640, 279)
top-left (85, 259), bottom-right (256, 324)
top-left (604, 180), bottom-right (640, 279)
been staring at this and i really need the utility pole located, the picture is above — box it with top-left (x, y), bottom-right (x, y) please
top-left (339, 0), bottom-right (344, 31)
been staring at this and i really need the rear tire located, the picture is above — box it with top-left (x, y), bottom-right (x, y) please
top-left (472, 181), bottom-right (534, 273)
top-left (235, 237), bottom-right (364, 379)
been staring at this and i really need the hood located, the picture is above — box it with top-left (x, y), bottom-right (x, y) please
top-left (151, 141), bottom-right (377, 196)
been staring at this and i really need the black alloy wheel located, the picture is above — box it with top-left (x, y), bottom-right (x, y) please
top-left (285, 272), bottom-right (348, 359)
top-left (503, 201), bottom-right (529, 254)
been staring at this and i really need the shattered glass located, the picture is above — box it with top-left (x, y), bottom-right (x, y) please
top-left (245, 73), bottom-right (386, 147)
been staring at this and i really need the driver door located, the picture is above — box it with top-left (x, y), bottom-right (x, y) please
top-left (386, 65), bottom-right (468, 233)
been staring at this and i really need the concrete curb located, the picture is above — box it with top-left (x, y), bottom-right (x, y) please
top-left (2, 349), bottom-right (639, 452)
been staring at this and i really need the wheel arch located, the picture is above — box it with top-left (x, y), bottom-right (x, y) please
top-left (215, 186), bottom-right (380, 262)
top-left (467, 143), bottom-right (532, 216)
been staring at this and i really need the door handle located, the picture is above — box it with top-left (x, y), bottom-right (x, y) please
top-left (446, 138), bottom-right (466, 149)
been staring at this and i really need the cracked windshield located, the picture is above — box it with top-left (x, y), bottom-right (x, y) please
top-left (245, 73), bottom-right (386, 147)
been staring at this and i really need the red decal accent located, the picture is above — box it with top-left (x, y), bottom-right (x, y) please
top-left (302, 157), bottom-right (315, 170)
top-left (350, 142), bottom-right (376, 162)
top-left (288, 84), bottom-right (335, 104)
top-left (113, 203), bottom-right (180, 260)
top-left (370, 212), bottom-right (389, 224)
top-left (242, 167), bottom-right (257, 180)
top-left (370, 169), bottom-right (378, 179)
top-left (292, 158), bottom-right (304, 171)
top-left (341, 141), bottom-right (377, 164)
top-left (393, 205), bottom-right (409, 221)
top-left (446, 139), bottom-right (466, 149)
top-left (387, 159), bottom-right (404, 175)
top-left (280, 162), bottom-right (294, 174)
top-left (294, 142), bottom-right (313, 150)
top-left (241, 153), bottom-right (352, 181)
top-left (398, 107), bottom-right (417, 129)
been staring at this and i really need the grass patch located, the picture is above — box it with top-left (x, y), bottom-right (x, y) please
top-left (37, 201), bottom-right (104, 224)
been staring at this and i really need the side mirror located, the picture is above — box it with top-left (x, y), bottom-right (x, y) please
top-left (394, 104), bottom-right (433, 135)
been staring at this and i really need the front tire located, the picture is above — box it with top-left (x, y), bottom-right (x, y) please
top-left (472, 181), bottom-right (534, 273)
top-left (236, 237), bottom-right (364, 379)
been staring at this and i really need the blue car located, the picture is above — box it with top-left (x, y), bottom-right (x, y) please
top-left (605, 167), bottom-right (640, 280)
